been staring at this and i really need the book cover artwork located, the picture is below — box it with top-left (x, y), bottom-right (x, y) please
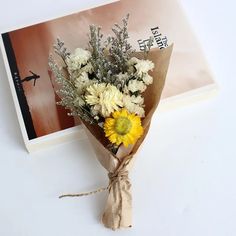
top-left (0, 0), bottom-right (217, 152)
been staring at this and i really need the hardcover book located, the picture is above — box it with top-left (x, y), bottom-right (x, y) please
top-left (0, 0), bottom-right (217, 152)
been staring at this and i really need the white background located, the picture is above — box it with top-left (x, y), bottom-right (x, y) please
top-left (0, 0), bottom-right (235, 235)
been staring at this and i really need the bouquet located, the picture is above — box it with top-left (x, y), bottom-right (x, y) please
top-left (49, 14), bottom-right (173, 230)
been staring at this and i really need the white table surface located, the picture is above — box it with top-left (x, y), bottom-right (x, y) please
top-left (0, 0), bottom-right (235, 235)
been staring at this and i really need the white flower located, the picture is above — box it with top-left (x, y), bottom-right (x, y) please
top-left (142, 73), bottom-right (153, 85)
top-left (85, 83), bottom-right (123, 117)
top-left (94, 116), bottom-right (99, 121)
top-left (73, 48), bottom-right (91, 65)
top-left (127, 57), bottom-right (139, 66)
top-left (81, 62), bottom-right (94, 74)
top-left (134, 59), bottom-right (154, 77)
top-left (66, 48), bottom-right (91, 72)
top-left (127, 80), bottom-right (147, 93)
top-left (123, 95), bottom-right (145, 117)
top-left (74, 72), bottom-right (94, 95)
top-left (129, 95), bottom-right (144, 104)
top-left (127, 57), bottom-right (139, 73)
top-left (85, 83), bottom-right (106, 102)
top-left (123, 85), bottom-right (130, 94)
top-left (127, 57), bottom-right (154, 77)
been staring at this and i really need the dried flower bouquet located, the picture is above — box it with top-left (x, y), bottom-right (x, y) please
top-left (49, 14), bottom-right (173, 230)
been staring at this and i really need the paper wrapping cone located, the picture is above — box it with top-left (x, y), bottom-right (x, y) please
top-left (80, 45), bottom-right (173, 230)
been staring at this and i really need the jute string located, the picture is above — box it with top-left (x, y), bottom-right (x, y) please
top-left (59, 152), bottom-right (133, 199)
top-left (59, 170), bottom-right (129, 199)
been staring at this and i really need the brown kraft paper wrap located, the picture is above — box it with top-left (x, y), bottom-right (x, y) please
top-left (79, 45), bottom-right (173, 230)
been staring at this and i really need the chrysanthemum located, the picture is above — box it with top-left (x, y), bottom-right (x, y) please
top-left (104, 109), bottom-right (143, 147)
top-left (127, 79), bottom-right (147, 93)
top-left (127, 57), bottom-right (154, 77)
top-left (80, 62), bottom-right (94, 74)
top-left (85, 83), bottom-right (123, 117)
top-left (66, 48), bottom-right (91, 72)
top-left (142, 73), bottom-right (153, 85)
top-left (74, 72), bottom-right (94, 94)
top-left (127, 57), bottom-right (139, 73)
top-left (123, 95), bottom-right (145, 117)
top-left (134, 59), bottom-right (154, 77)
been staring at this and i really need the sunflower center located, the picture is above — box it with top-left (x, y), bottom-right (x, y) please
top-left (114, 117), bottom-right (132, 135)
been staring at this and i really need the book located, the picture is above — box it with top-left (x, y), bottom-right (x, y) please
top-left (0, 0), bottom-right (218, 152)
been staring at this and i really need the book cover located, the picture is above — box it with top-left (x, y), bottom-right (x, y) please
top-left (0, 0), bottom-right (217, 152)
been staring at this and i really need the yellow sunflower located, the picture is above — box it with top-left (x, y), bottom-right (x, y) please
top-left (104, 109), bottom-right (143, 147)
